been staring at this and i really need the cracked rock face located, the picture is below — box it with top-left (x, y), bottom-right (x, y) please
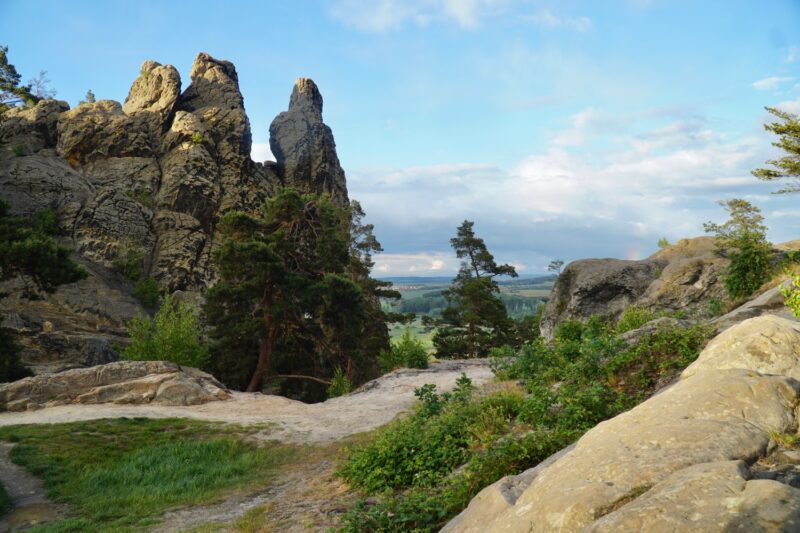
top-left (443, 315), bottom-right (800, 532)
top-left (269, 78), bottom-right (349, 207)
top-left (0, 53), bottom-right (348, 374)
top-left (540, 237), bottom-right (730, 340)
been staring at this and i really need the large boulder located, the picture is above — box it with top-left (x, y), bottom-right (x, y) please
top-left (443, 316), bottom-right (800, 532)
top-left (540, 237), bottom-right (728, 340)
top-left (0, 361), bottom-right (230, 411)
top-left (539, 257), bottom-right (664, 340)
top-left (0, 53), bottom-right (347, 372)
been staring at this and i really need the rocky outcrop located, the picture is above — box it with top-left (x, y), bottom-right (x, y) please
top-left (443, 315), bottom-right (800, 532)
top-left (0, 53), bottom-right (349, 373)
top-left (541, 237), bottom-right (729, 339)
top-left (0, 360), bottom-right (230, 411)
top-left (269, 78), bottom-right (348, 206)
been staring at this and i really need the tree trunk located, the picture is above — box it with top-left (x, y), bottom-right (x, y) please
top-left (246, 317), bottom-right (276, 393)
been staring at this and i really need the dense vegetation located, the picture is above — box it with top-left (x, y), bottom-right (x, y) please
top-left (204, 189), bottom-right (397, 399)
top-left (0, 419), bottom-right (299, 532)
top-left (337, 313), bottom-right (710, 531)
top-left (0, 200), bottom-right (85, 382)
top-left (122, 294), bottom-right (209, 368)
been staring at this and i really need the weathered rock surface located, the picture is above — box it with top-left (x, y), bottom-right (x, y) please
top-left (0, 360), bottom-right (230, 412)
top-left (269, 78), bottom-right (349, 207)
top-left (541, 237), bottom-right (727, 340)
top-left (684, 314), bottom-right (800, 381)
top-left (539, 257), bottom-right (666, 340)
top-left (443, 316), bottom-right (800, 532)
top-left (712, 279), bottom-right (795, 331)
top-left (0, 53), bottom-right (349, 372)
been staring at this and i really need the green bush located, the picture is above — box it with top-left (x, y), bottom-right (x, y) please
top-left (327, 367), bottom-right (352, 398)
top-left (724, 241), bottom-right (770, 299)
top-left (706, 298), bottom-right (723, 318)
top-left (615, 306), bottom-right (656, 334)
top-left (123, 294), bottom-right (208, 368)
top-left (378, 329), bottom-right (429, 372)
top-left (337, 316), bottom-right (711, 531)
top-left (112, 243), bottom-right (146, 281)
top-left (781, 276), bottom-right (800, 318)
top-left (133, 277), bottom-right (160, 308)
top-left (0, 327), bottom-right (32, 383)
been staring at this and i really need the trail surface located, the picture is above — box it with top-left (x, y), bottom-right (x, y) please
top-left (0, 443), bottom-right (65, 532)
top-left (0, 360), bottom-right (493, 443)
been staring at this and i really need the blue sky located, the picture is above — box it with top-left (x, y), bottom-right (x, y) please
top-left (3, 0), bottom-right (800, 275)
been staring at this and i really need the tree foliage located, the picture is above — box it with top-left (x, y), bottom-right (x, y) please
top-left (122, 294), bottom-right (208, 368)
top-left (431, 220), bottom-right (517, 358)
top-left (0, 199), bottom-right (86, 382)
top-left (704, 199), bottom-right (771, 299)
top-left (204, 189), bottom-right (394, 398)
top-left (547, 259), bottom-right (564, 275)
top-left (752, 107), bottom-right (800, 193)
top-left (0, 46), bottom-right (37, 115)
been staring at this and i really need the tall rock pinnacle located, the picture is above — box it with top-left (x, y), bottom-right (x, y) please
top-left (269, 77), bottom-right (349, 207)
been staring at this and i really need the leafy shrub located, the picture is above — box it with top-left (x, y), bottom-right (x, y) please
top-left (113, 242), bottom-right (146, 281)
top-left (657, 237), bottom-right (670, 248)
top-left (724, 241), bottom-right (770, 299)
top-left (615, 306), bottom-right (656, 334)
top-left (327, 367), bottom-right (352, 398)
top-left (133, 277), bottom-right (160, 308)
top-left (123, 294), bottom-right (208, 368)
top-left (378, 329), bottom-right (428, 372)
top-left (190, 132), bottom-right (203, 145)
top-left (706, 298), bottom-right (723, 318)
top-left (781, 276), bottom-right (800, 318)
top-left (12, 145), bottom-right (23, 157)
top-left (338, 315), bottom-right (711, 531)
top-left (0, 327), bottom-right (32, 383)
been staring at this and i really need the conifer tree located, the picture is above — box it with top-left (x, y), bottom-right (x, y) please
top-left (432, 220), bottom-right (517, 358)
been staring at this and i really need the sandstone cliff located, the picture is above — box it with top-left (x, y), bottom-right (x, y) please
top-left (444, 315), bottom-right (800, 532)
top-left (0, 53), bottom-right (349, 374)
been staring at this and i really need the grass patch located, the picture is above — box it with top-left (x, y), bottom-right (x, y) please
top-left (770, 430), bottom-right (800, 449)
top-left (0, 418), bottom-right (299, 532)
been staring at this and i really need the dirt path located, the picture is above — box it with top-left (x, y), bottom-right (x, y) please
top-left (0, 443), bottom-right (65, 532)
top-left (0, 360), bottom-right (492, 444)
top-left (0, 360), bottom-right (493, 531)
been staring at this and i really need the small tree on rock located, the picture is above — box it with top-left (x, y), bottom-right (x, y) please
top-left (704, 199), bottom-right (771, 299)
top-left (548, 259), bottom-right (564, 275)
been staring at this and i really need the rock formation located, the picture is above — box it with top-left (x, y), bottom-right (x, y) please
top-left (540, 237), bottom-right (798, 340)
top-left (444, 315), bottom-right (800, 532)
top-left (269, 77), bottom-right (349, 206)
top-left (0, 53), bottom-right (349, 374)
top-left (0, 360), bottom-right (229, 411)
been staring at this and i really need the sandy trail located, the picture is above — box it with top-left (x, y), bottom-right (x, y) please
top-left (0, 360), bottom-right (493, 443)
top-left (0, 443), bottom-right (66, 532)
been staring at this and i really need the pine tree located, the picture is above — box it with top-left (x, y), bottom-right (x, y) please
top-left (432, 220), bottom-right (517, 358)
top-left (204, 189), bottom-right (393, 398)
top-left (0, 46), bottom-right (37, 115)
top-left (752, 107), bottom-right (800, 193)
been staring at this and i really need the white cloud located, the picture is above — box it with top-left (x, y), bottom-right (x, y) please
top-left (786, 46), bottom-right (798, 63)
top-left (752, 76), bottom-right (795, 91)
top-left (328, 0), bottom-right (508, 32)
top-left (777, 97), bottom-right (800, 115)
top-left (372, 252), bottom-right (458, 275)
top-left (523, 9), bottom-right (593, 32)
top-left (349, 112), bottom-right (795, 275)
top-left (251, 143), bottom-right (275, 162)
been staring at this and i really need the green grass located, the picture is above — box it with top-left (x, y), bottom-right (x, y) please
top-left (0, 418), bottom-right (299, 532)
top-left (389, 319), bottom-right (435, 350)
top-left (0, 481), bottom-right (11, 518)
